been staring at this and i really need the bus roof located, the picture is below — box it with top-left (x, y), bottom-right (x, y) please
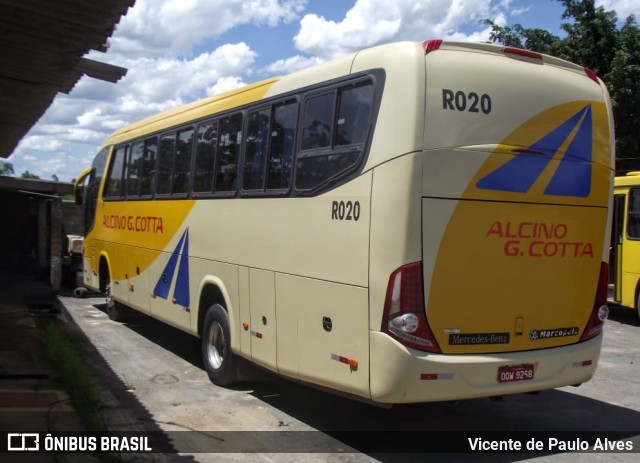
top-left (615, 172), bottom-right (640, 187)
top-left (105, 76), bottom-right (280, 145)
top-left (101, 39), bottom-right (604, 149)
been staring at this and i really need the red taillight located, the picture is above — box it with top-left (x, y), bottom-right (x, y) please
top-left (504, 47), bottom-right (542, 60)
top-left (423, 39), bottom-right (442, 54)
top-left (382, 262), bottom-right (441, 353)
top-left (584, 67), bottom-right (600, 84)
top-left (580, 262), bottom-right (609, 342)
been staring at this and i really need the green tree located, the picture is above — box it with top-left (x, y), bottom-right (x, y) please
top-left (0, 160), bottom-right (14, 176)
top-left (607, 15), bottom-right (640, 173)
top-left (557, 0), bottom-right (619, 76)
top-left (483, 21), bottom-right (562, 55)
top-left (21, 171), bottom-right (40, 179)
top-left (484, 0), bottom-right (640, 173)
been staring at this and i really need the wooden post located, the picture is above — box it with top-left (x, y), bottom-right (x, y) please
top-left (37, 200), bottom-right (48, 270)
top-left (50, 197), bottom-right (62, 293)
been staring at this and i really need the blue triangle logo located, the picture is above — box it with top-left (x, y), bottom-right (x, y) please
top-left (153, 229), bottom-right (190, 309)
top-left (476, 105), bottom-right (592, 198)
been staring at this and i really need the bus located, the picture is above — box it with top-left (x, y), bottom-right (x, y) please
top-left (74, 40), bottom-right (614, 405)
top-left (609, 173), bottom-right (640, 322)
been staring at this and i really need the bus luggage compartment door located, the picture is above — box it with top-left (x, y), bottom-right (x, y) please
top-left (422, 197), bottom-right (607, 355)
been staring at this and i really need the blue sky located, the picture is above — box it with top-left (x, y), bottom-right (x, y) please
top-left (7, 0), bottom-right (639, 182)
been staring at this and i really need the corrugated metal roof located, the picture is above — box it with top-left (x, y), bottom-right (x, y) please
top-left (0, 0), bottom-right (136, 157)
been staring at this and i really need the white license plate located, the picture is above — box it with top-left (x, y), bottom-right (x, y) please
top-left (497, 364), bottom-right (535, 383)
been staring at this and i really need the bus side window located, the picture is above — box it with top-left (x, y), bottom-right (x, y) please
top-left (104, 146), bottom-right (127, 198)
top-left (140, 137), bottom-right (157, 197)
top-left (296, 81), bottom-right (373, 191)
top-left (244, 108), bottom-right (270, 191)
top-left (301, 93), bottom-right (333, 151)
top-left (335, 83), bottom-right (373, 146)
top-left (267, 101), bottom-right (297, 191)
top-left (628, 189), bottom-right (640, 239)
top-left (215, 113), bottom-right (243, 193)
top-left (157, 133), bottom-right (176, 196)
top-left (173, 128), bottom-right (194, 195)
top-left (126, 141), bottom-right (144, 197)
top-left (193, 121), bottom-right (218, 194)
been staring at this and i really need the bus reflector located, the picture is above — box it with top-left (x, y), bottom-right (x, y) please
top-left (572, 359), bottom-right (593, 368)
top-left (420, 373), bottom-right (453, 381)
top-left (580, 262), bottom-right (609, 342)
top-left (423, 39), bottom-right (442, 54)
top-left (382, 262), bottom-right (441, 353)
top-left (331, 354), bottom-right (358, 369)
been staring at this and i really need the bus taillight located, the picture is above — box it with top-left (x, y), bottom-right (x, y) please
top-left (584, 67), bottom-right (600, 84)
top-left (382, 262), bottom-right (441, 353)
top-left (422, 39), bottom-right (442, 54)
top-left (580, 262), bottom-right (609, 342)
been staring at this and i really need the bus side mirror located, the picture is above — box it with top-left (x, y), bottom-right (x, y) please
top-left (73, 167), bottom-right (94, 206)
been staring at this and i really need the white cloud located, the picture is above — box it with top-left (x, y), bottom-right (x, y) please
top-left (14, 41), bottom-right (258, 179)
top-left (263, 54), bottom-right (324, 74)
top-left (206, 76), bottom-right (248, 96)
top-left (21, 0), bottom-right (631, 181)
top-left (112, 0), bottom-right (307, 57)
top-left (17, 137), bottom-right (64, 153)
top-left (597, 0), bottom-right (640, 19)
top-left (118, 42), bottom-right (257, 106)
top-left (293, 0), bottom-right (495, 60)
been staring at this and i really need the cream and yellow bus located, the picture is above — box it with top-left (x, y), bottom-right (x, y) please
top-left (609, 173), bottom-right (640, 321)
top-left (75, 40), bottom-right (614, 404)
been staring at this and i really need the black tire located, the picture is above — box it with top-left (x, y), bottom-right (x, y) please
top-left (635, 290), bottom-right (640, 324)
top-left (202, 304), bottom-right (239, 386)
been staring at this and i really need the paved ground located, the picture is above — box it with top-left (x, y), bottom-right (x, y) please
top-left (1, 271), bottom-right (639, 462)
top-left (60, 288), bottom-right (640, 462)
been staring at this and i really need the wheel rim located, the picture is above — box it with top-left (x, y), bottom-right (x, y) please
top-left (105, 281), bottom-right (114, 312)
top-left (206, 321), bottom-right (225, 370)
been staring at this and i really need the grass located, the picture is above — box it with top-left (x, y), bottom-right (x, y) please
top-left (41, 323), bottom-right (127, 463)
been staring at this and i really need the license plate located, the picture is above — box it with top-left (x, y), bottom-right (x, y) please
top-left (497, 364), bottom-right (535, 383)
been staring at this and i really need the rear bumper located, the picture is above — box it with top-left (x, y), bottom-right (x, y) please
top-left (369, 331), bottom-right (601, 404)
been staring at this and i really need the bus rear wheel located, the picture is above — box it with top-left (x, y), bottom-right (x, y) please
top-left (202, 304), bottom-right (239, 386)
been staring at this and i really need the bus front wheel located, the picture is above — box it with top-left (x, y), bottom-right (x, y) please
top-left (636, 291), bottom-right (640, 324)
top-left (202, 304), bottom-right (239, 386)
top-left (105, 278), bottom-right (127, 322)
